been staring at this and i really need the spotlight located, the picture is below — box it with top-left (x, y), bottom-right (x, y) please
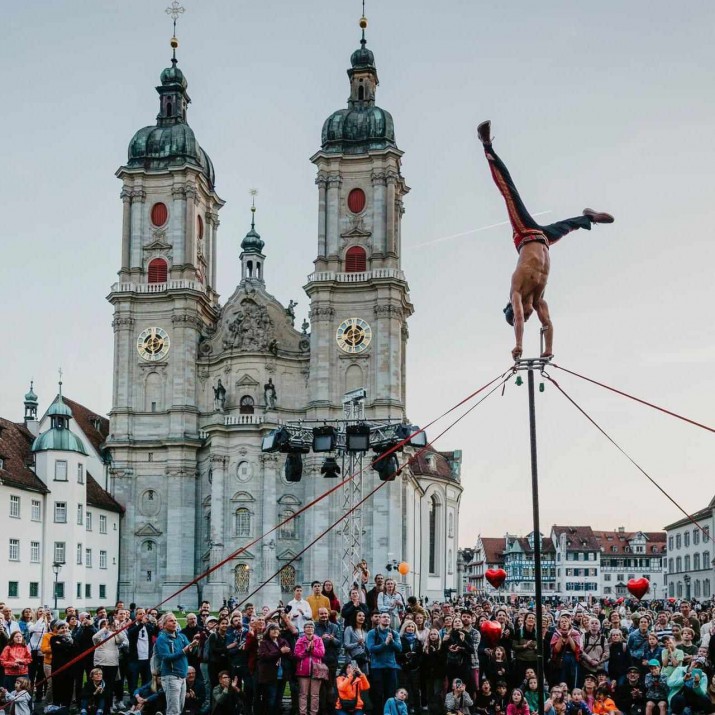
top-left (372, 449), bottom-right (400, 482)
top-left (312, 425), bottom-right (337, 452)
top-left (320, 457), bottom-right (341, 478)
top-left (261, 427), bottom-right (290, 453)
top-left (396, 424), bottom-right (428, 449)
top-left (284, 453), bottom-right (303, 482)
top-left (346, 423), bottom-right (371, 452)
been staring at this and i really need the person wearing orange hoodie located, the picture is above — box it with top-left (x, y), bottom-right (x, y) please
top-left (592, 685), bottom-right (618, 715)
top-left (335, 661), bottom-right (370, 715)
top-left (0, 632), bottom-right (32, 690)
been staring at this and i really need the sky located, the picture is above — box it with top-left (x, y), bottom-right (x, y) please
top-left (2, 1), bottom-right (714, 548)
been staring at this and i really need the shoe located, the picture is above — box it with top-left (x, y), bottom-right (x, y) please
top-left (477, 120), bottom-right (492, 145)
top-left (583, 208), bottom-right (614, 224)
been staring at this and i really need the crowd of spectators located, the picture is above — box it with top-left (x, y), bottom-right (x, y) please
top-left (2, 578), bottom-right (715, 715)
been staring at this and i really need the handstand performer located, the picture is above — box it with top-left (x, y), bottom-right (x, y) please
top-left (477, 120), bottom-right (614, 360)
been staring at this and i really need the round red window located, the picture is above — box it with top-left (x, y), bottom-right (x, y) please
top-left (151, 202), bottom-right (168, 227)
top-left (347, 188), bottom-right (366, 214)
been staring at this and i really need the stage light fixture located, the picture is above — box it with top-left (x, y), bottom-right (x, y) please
top-left (396, 424), bottom-right (428, 449)
top-left (284, 453), bottom-right (303, 482)
top-left (312, 425), bottom-right (337, 452)
top-left (372, 450), bottom-right (400, 482)
top-left (346, 423), bottom-right (371, 452)
top-left (261, 427), bottom-right (290, 453)
top-left (320, 457), bottom-right (341, 478)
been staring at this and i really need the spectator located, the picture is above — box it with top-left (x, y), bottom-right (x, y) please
top-left (295, 621), bottom-right (326, 715)
top-left (581, 619), bottom-right (608, 682)
top-left (127, 609), bottom-right (157, 698)
top-left (446, 677), bottom-right (474, 715)
top-left (514, 614), bottom-right (539, 686)
top-left (365, 575), bottom-right (385, 614)
top-left (289, 587), bottom-right (314, 635)
top-left (344, 610), bottom-right (370, 674)
top-left (565, 689), bottom-right (591, 715)
top-left (550, 615), bottom-right (582, 691)
top-left (80, 667), bottom-right (106, 715)
top-left (399, 620), bottom-right (422, 711)
top-left (367, 612), bottom-right (402, 714)
top-left (661, 636), bottom-right (684, 678)
top-left (154, 612), bottom-right (198, 715)
top-left (256, 622), bottom-right (291, 715)
top-left (210, 671), bottom-right (241, 715)
top-left (384, 687), bottom-right (409, 715)
top-left (0, 677), bottom-right (32, 715)
top-left (334, 662), bottom-right (369, 715)
top-left (421, 629), bottom-right (445, 714)
top-left (614, 666), bottom-right (645, 715)
top-left (316, 606), bottom-right (340, 714)
top-left (644, 660), bottom-right (668, 715)
top-left (93, 617), bottom-right (129, 714)
top-left (342, 590), bottom-right (370, 631)
top-left (321, 581), bottom-right (341, 623)
top-left (607, 629), bottom-right (631, 686)
top-left (378, 579), bottom-right (406, 632)
top-left (0, 631), bottom-right (32, 690)
top-left (182, 667), bottom-right (206, 715)
top-left (51, 620), bottom-right (76, 707)
top-left (592, 686), bottom-right (618, 715)
top-left (307, 582), bottom-right (331, 622)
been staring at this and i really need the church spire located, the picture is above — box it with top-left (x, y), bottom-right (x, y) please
top-left (240, 189), bottom-right (266, 286)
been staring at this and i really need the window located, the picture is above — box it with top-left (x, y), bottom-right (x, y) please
top-left (347, 188), bottom-right (366, 214)
top-left (279, 510), bottom-right (296, 539)
top-left (704, 526), bottom-right (711, 539)
top-left (99, 515), bottom-right (107, 534)
top-left (8, 581), bottom-right (18, 598)
top-left (279, 565), bottom-right (296, 593)
top-left (676, 556), bottom-right (682, 572)
top-left (669, 536), bottom-right (674, 550)
top-left (676, 534), bottom-right (682, 549)
top-left (345, 246), bottom-right (367, 273)
top-left (85, 584), bottom-right (92, 599)
top-left (54, 502), bottom-right (67, 523)
top-left (448, 512), bottom-right (454, 538)
top-left (684, 532), bottom-right (690, 547)
top-left (31, 500), bottom-right (41, 521)
top-left (86, 512), bottom-right (93, 531)
top-left (704, 551), bottom-right (711, 567)
top-left (705, 579), bottom-right (712, 598)
top-left (76, 543), bottom-right (83, 565)
top-left (234, 563), bottom-right (250, 593)
top-left (30, 542), bottom-right (40, 563)
top-left (77, 504), bottom-right (84, 525)
top-left (148, 258), bottom-right (168, 284)
top-left (695, 579), bottom-right (701, 597)
top-left (29, 582), bottom-right (38, 598)
top-left (54, 542), bottom-right (66, 564)
top-left (239, 396), bottom-right (254, 415)
top-left (604, 574), bottom-right (611, 581)
top-left (428, 495), bottom-right (439, 574)
top-left (54, 460), bottom-right (68, 481)
top-left (55, 582), bottom-right (65, 600)
top-left (99, 584), bottom-right (106, 599)
top-left (9, 495), bottom-right (20, 518)
top-left (9, 539), bottom-right (19, 561)
top-left (694, 529), bottom-right (700, 545)
top-left (669, 582), bottom-right (675, 597)
top-left (100, 551), bottom-right (107, 569)
top-left (235, 508), bottom-right (251, 537)
top-left (76, 583), bottom-right (82, 599)
top-left (695, 553), bottom-right (701, 570)
top-left (85, 548), bottom-right (92, 568)
top-left (669, 558), bottom-right (674, 572)
top-left (150, 202), bottom-right (168, 227)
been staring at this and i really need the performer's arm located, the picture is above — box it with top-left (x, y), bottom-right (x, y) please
top-left (535, 298), bottom-right (553, 357)
top-left (511, 291), bottom-right (525, 359)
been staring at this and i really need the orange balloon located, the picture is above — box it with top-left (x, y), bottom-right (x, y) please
top-left (397, 561), bottom-right (410, 575)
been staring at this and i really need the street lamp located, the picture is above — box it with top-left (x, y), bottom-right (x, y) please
top-left (52, 561), bottom-right (63, 614)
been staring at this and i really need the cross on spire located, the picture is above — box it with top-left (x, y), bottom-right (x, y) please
top-left (165, 1), bottom-right (185, 61)
top-left (250, 189), bottom-right (258, 230)
top-left (359, 0), bottom-right (368, 46)
top-left (58, 367), bottom-right (63, 395)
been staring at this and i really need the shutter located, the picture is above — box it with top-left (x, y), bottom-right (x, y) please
top-left (345, 247), bottom-right (367, 273)
top-left (148, 258), bottom-right (168, 284)
top-left (151, 202), bottom-right (168, 226)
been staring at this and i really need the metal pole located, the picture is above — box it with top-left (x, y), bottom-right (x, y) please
top-left (528, 368), bottom-right (545, 715)
top-left (54, 570), bottom-right (59, 613)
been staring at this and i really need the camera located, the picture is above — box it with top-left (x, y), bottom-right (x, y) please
top-left (284, 605), bottom-right (292, 614)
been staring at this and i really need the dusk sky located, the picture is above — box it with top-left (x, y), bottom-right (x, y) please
top-left (2, 1), bottom-right (714, 547)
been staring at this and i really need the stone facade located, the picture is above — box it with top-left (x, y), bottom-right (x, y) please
top-left (106, 35), bottom-right (462, 608)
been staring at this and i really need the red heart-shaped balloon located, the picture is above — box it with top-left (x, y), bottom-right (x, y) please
top-left (480, 620), bottom-right (503, 646)
top-left (627, 577), bottom-right (650, 600)
top-left (485, 568), bottom-right (507, 589)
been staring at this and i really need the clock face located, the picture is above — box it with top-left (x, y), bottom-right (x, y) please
top-left (137, 327), bottom-right (170, 361)
top-left (336, 317), bottom-right (372, 354)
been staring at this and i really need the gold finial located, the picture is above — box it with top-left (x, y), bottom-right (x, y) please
top-left (359, 0), bottom-right (368, 42)
top-left (165, 1), bottom-right (185, 61)
top-left (249, 189), bottom-right (258, 228)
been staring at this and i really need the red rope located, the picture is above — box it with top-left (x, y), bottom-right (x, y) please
top-left (23, 367), bottom-right (512, 700)
top-left (546, 374), bottom-right (713, 545)
top-left (552, 363), bottom-right (715, 435)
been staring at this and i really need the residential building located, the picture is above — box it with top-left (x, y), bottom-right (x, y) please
top-left (0, 384), bottom-right (122, 608)
top-left (504, 532), bottom-right (557, 595)
top-left (468, 537), bottom-right (505, 595)
top-left (664, 500), bottom-right (714, 600)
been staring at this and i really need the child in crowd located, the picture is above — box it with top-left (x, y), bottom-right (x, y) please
top-left (506, 688), bottom-right (530, 715)
top-left (80, 668), bottom-right (106, 715)
top-left (592, 686), bottom-right (618, 715)
top-left (0, 678), bottom-right (33, 715)
top-left (644, 660), bottom-right (668, 715)
top-left (384, 688), bottom-right (409, 715)
top-left (565, 689), bottom-right (591, 715)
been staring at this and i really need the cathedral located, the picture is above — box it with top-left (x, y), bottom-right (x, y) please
top-left (106, 17), bottom-right (463, 608)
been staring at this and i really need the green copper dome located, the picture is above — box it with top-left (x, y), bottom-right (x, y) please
top-left (241, 227), bottom-right (264, 253)
top-left (126, 60), bottom-right (216, 187)
top-left (321, 106), bottom-right (396, 154)
top-left (24, 384), bottom-right (38, 404)
top-left (351, 44), bottom-right (375, 69)
top-left (47, 394), bottom-right (72, 418)
top-left (32, 427), bottom-right (87, 456)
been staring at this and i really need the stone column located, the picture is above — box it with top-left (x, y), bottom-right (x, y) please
top-left (371, 171), bottom-right (387, 257)
top-left (185, 184), bottom-right (197, 278)
top-left (120, 188), bottom-right (132, 277)
top-left (315, 173), bottom-right (328, 267)
top-left (171, 185), bottom-right (187, 267)
top-left (259, 454), bottom-right (281, 605)
top-left (130, 188), bottom-right (146, 271)
top-left (326, 175), bottom-right (342, 261)
top-left (203, 455), bottom-right (229, 605)
top-left (386, 173), bottom-right (397, 261)
top-left (208, 212), bottom-right (220, 293)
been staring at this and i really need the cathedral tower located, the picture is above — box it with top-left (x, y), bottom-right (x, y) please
top-left (306, 21), bottom-right (412, 421)
top-left (107, 38), bottom-right (224, 604)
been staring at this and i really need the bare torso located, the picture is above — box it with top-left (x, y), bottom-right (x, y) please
top-left (509, 242), bottom-right (553, 360)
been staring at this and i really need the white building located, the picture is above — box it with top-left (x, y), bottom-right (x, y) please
top-left (0, 385), bottom-right (122, 610)
top-left (664, 502), bottom-right (714, 600)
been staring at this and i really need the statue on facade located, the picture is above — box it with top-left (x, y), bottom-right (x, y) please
top-left (213, 379), bottom-right (227, 412)
top-left (286, 300), bottom-right (298, 326)
top-left (476, 120), bottom-right (614, 360)
top-left (301, 319), bottom-right (309, 335)
top-left (264, 378), bottom-right (277, 410)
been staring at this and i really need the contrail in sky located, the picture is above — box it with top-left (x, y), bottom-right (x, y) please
top-left (413, 210), bottom-right (552, 248)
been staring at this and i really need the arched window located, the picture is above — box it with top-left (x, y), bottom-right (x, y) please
top-left (669, 582), bottom-right (675, 597)
top-left (358, 85), bottom-right (365, 101)
top-left (677, 581), bottom-right (683, 598)
top-left (676, 534), bottom-right (682, 548)
top-left (151, 202), bottom-right (168, 227)
top-left (694, 529), bottom-right (700, 545)
top-left (704, 550), bottom-right (710, 566)
top-left (240, 396), bottom-right (255, 415)
top-left (685, 555), bottom-right (691, 571)
top-left (280, 565), bottom-right (296, 593)
top-left (428, 495), bottom-right (439, 574)
top-left (235, 508), bottom-right (251, 537)
top-left (166, 101), bottom-right (172, 117)
top-left (676, 556), bottom-right (682, 572)
top-left (235, 564), bottom-right (250, 594)
top-left (684, 532), bottom-right (690, 547)
top-left (669, 558), bottom-right (674, 573)
top-left (148, 258), bottom-right (168, 284)
top-left (695, 579), bottom-right (701, 597)
top-left (279, 509), bottom-right (297, 539)
top-left (705, 579), bottom-right (712, 597)
top-left (345, 246), bottom-right (367, 273)
top-left (694, 553), bottom-right (701, 570)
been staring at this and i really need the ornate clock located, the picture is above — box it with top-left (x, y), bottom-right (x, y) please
top-left (137, 327), bottom-right (171, 361)
top-left (336, 317), bottom-right (372, 354)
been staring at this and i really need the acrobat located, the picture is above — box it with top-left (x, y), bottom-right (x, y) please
top-left (477, 120), bottom-right (614, 360)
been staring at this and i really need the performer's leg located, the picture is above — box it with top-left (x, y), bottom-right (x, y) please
top-left (483, 144), bottom-right (542, 234)
top-left (540, 215), bottom-right (592, 245)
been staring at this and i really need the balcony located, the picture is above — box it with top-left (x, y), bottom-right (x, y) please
top-left (110, 280), bottom-right (205, 294)
top-left (306, 269), bottom-right (406, 283)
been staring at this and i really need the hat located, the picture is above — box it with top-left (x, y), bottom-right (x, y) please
top-left (648, 659), bottom-right (661, 668)
top-left (627, 666), bottom-right (641, 673)
top-left (206, 616), bottom-right (218, 624)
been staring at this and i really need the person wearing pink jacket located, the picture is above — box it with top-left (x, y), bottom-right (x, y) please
top-left (294, 622), bottom-right (326, 715)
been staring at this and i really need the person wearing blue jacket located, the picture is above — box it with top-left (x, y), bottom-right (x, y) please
top-left (368, 613), bottom-right (402, 715)
top-left (154, 614), bottom-right (199, 715)
top-left (383, 688), bottom-right (409, 715)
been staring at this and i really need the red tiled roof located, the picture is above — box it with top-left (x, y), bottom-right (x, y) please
top-left (552, 525), bottom-right (601, 551)
top-left (480, 537), bottom-right (505, 565)
top-left (593, 529), bottom-right (667, 554)
top-left (410, 445), bottom-right (456, 480)
top-left (87, 472), bottom-right (124, 514)
top-left (62, 397), bottom-right (109, 456)
top-left (0, 418), bottom-right (48, 494)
